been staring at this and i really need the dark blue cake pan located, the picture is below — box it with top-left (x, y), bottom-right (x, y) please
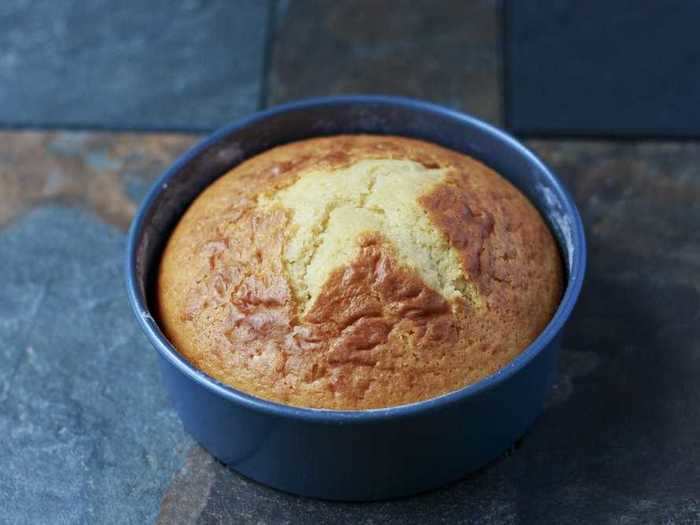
top-left (125, 95), bottom-right (586, 501)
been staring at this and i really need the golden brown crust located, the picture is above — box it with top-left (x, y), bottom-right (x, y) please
top-left (157, 135), bottom-right (564, 409)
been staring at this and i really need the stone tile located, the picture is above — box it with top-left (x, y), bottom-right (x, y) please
top-left (158, 447), bottom-right (218, 525)
top-left (527, 139), bottom-right (700, 286)
top-left (0, 0), bottom-right (270, 131)
top-left (267, 0), bottom-right (502, 125)
top-left (0, 131), bottom-right (198, 230)
top-left (506, 2), bottom-right (700, 137)
top-left (0, 206), bottom-right (192, 524)
top-left (516, 139), bottom-right (700, 522)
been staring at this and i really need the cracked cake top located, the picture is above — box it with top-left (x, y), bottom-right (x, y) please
top-left (156, 135), bottom-right (564, 410)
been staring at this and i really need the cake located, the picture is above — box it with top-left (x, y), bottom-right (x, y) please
top-left (156, 135), bottom-right (564, 410)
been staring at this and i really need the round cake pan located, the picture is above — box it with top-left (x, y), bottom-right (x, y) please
top-left (125, 96), bottom-right (586, 501)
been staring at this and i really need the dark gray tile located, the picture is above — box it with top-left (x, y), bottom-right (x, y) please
top-left (0, 206), bottom-right (191, 524)
top-left (506, 0), bottom-right (700, 137)
top-left (267, 0), bottom-right (502, 125)
top-left (0, 0), bottom-right (270, 131)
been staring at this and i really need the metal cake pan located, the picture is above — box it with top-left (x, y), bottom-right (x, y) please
top-left (125, 95), bottom-right (586, 500)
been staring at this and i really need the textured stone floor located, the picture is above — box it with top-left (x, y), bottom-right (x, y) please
top-left (1, 1), bottom-right (699, 524)
top-left (0, 0), bottom-right (268, 130)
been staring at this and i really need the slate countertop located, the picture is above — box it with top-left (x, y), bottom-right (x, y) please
top-left (1, 1), bottom-right (699, 524)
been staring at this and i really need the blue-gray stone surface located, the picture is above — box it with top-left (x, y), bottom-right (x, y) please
top-left (0, 0), bottom-right (270, 131)
top-left (506, 1), bottom-right (700, 137)
top-left (0, 207), bottom-right (190, 524)
top-left (267, 0), bottom-right (502, 125)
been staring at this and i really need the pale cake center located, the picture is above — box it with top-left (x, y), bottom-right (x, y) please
top-left (260, 159), bottom-right (479, 312)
